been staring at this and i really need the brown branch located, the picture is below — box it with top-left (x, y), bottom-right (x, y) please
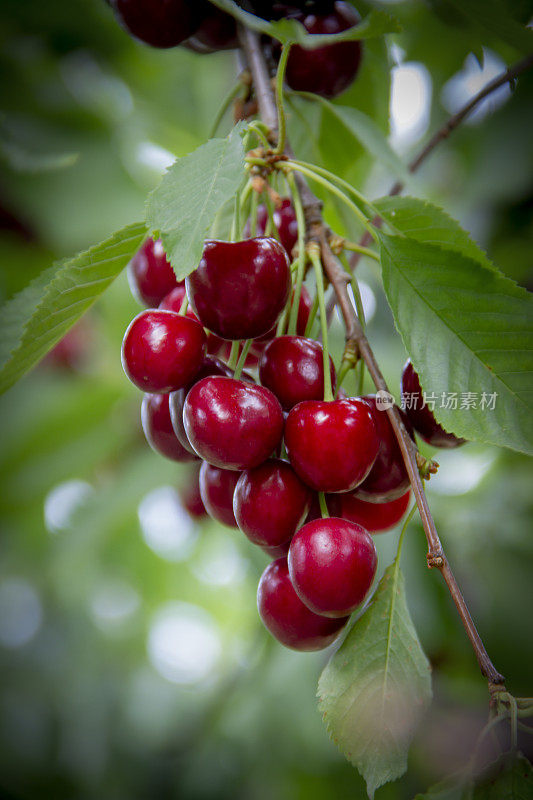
top-left (239, 24), bottom-right (506, 688)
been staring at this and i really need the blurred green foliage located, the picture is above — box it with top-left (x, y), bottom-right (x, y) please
top-left (0, 1), bottom-right (532, 798)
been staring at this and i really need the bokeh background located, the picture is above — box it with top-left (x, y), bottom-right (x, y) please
top-left (1, 1), bottom-right (532, 798)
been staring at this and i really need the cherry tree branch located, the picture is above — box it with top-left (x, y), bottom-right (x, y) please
top-left (238, 24), bottom-right (506, 688)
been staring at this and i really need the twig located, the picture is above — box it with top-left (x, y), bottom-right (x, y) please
top-left (239, 24), bottom-right (506, 688)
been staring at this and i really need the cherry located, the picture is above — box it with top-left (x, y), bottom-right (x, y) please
top-left (199, 463), bottom-right (241, 528)
top-left (273, 2), bottom-right (362, 99)
top-left (284, 398), bottom-right (379, 492)
top-left (186, 5), bottom-right (238, 51)
top-left (261, 541), bottom-right (291, 559)
top-left (158, 285), bottom-right (197, 320)
top-left (247, 198), bottom-right (299, 256)
top-left (109, 0), bottom-right (201, 48)
top-left (354, 395), bottom-right (414, 503)
top-left (141, 392), bottom-right (198, 462)
top-left (128, 238), bottom-right (181, 307)
top-left (183, 376), bottom-right (284, 470)
top-left (185, 238), bottom-right (291, 340)
top-left (257, 558), bottom-right (348, 650)
top-left (169, 355), bottom-right (234, 455)
top-left (178, 464), bottom-right (207, 519)
top-left (335, 490), bottom-right (411, 533)
top-left (234, 459), bottom-right (311, 547)
top-left (401, 360), bottom-right (466, 448)
top-left (250, 285), bottom-right (313, 353)
top-left (259, 335), bottom-right (336, 411)
top-left (288, 517), bottom-right (377, 617)
top-left (122, 310), bottom-right (206, 393)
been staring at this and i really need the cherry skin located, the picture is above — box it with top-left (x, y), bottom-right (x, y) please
top-left (199, 463), bottom-right (241, 528)
top-left (257, 558), bottom-right (348, 651)
top-left (284, 398), bottom-right (379, 492)
top-left (353, 395), bottom-right (415, 503)
top-left (401, 360), bottom-right (466, 448)
top-left (128, 238), bottom-right (181, 307)
top-left (250, 285), bottom-right (314, 353)
top-left (110, 0), bottom-right (201, 48)
top-left (141, 393), bottom-right (198, 462)
top-left (288, 517), bottom-right (377, 617)
top-left (234, 459), bottom-right (311, 547)
top-left (178, 464), bottom-right (207, 519)
top-left (183, 376), bottom-right (284, 470)
top-left (121, 310), bottom-right (207, 393)
top-left (335, 490), bottom-right (411, 533)
top-left (259, 335), bottom-right (337, 411)
top-left (158, 285), bottom-right (199, 321)
top-left (169, 356), bottom-right (234, 455)
top-left (186, 5), bottom-right (238, 51)
top-left (185, 238), bottom-right (291, 340)
top-left (275, 2), bottom-right (362, 99)
top-left (248, 198), bottom-right (299, 256)
top-left (261, 541), bottom-right (291, 559)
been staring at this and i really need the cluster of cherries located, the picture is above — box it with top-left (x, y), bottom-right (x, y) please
top-left (121, 195), bottom-right (463, 652)
top-left (107, 0), bottom-right (362, 99)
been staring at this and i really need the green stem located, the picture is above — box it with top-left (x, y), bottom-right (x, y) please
top-left (247, 120), bottom-right (272, 149)
top-left (318, 492), bottom-right (330, 519)
top-left (342, 241), bottom-right (380, 261)
top-left (287, 172), bottom-right (306, 334)
top-left (309, 246), bottom-right (333, 402)
top-left (335, 359), bottom-right (352, 394)
top-left (249, 189), bottom-right (259, 237)
top-left (233, 340), bottom-right (252, 380)
top-left (394, 499), bottom-right (419, 567)
top-left (209, 81), bottom-right (243, 139)
top-left (274, 44), bottom-right (292, 155)
top-left (228, 340), bottom-right (240, 370)
top-left (178, 293), bottom-right (189, 315)
top-left (304, 293), bottom-right (319, 338)
top-left (263, 191), bottom-right (281, 241)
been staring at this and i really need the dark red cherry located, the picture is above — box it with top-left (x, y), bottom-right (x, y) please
top-left (336, 490), bottom-right (411, 533)
top-left (110, 0), bottom-right (201, 48)
top-left (284, 398), bottom-right (379, 492)
top-left (257, 558), bottom-right (348, 650)
top-left (183, 376), bottom-right (284, 470)
top-left (401, 360), bottom-right (466, 448)
top-left (186, 5), bottom-right (238, 51)
top-left (288, 517), bottom-right (377, 617)
top-left (169, 356), bottom-right (234, 455)
top-left (158, 285), bottom-right (198, 320)
top-left (251, 285), bottom-right (314, 350)
top-left (185, 238), bottom-right (291, 340)
top-left (274, 2), bottom-right (362, 99)
top-left (250, 198), bottom-right (299, 256)
top-left (178, 464), bottom-right (207, 519)
top-left (121, 310), bottom-right (206, 393)
top-left (261, 541), bottom-right (291, 559)
top-left (199, 463), bottom-right (241, 528)
top-left (234, 459), bottom-right (311, 547)
top-left (141, 393), bottom-right (198, 462)
top-left (259, 335), bottom-right (336, 411)
top-left (127, 238), bottom-right (181, 307)
top-left (354, 395), bottom-right (415, 503)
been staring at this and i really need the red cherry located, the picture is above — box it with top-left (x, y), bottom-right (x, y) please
top-left (199, 462), bottom-right (241, 528)
top-left (159, 286), bottom-right (225, 356)
top-left (178, 464), bottom-right (207, 519)
top-left (336, 490), bottom-right (411, 533)
top-left (249, 198), bottom-right (299, 256)
top-left (183, 376), bottom-right (284, 470)
top-left (261, 541), bottom-right (291, 559)
top-left (354, 395), bottom-right (414, 503)
top-left (288, 517), bottom-right (377, 617)
top-left (253, 285), bottom-right (313, 347)
top-left (218, 341), bottom-right (260, 370)
top-left (259, 335), bottom-right (336, 411)
top-left (274, 2), bottom-right (362, 99)
top-left (257, 558), bottom-right (348, 650)
top-left (169, 356), bottom-right (234, 455)
top-left (234, 459), bottom-right (311, 547)
top-left (110, 0), bottom-right (201, 48)
top-left (127, 238), bottom-right (180, 306)
top-left (185, 238), bottom-right (291, 340)
top-left (141, 393), bottom-right (198, 462)
top-left (186, 5), bottom-right (237, 51)
top-left (121, 310), bottom-right (206, 393)
top-left (284, 398), bottom-right (379, 492)
top-left (401, 360), bottom-right (466, 448)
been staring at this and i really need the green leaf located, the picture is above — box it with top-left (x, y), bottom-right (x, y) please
top-left (318, 563), bottom-right (432, 799)
top-left (440, 0), bottom-right (533, 55)
top-left (0, 222), bottom-right (146, 396)
top-left (414, 751), bottom-right (533, 799)
top-left (295, 95), bottom-right (411, 185)
top-left (373, 196), bottom-right (495, 271)
top-left (145, 127), bottom-right (245, 281)
top-left (379, 233), bottom-right (533, 456)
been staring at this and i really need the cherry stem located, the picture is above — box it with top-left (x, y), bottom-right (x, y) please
top-left (274, 44), bottom-right (292, 155)
top-left (247, 120), bottom-right (272, 148)
top-left (318, 492), bottom-right (329, 519)
top-left (262, 191), bottom-right (281, 241)
top-left (238, 23), bottom-right (506, 691)
top-left (228, 340), bottom-right (240, 370)
top-left (250, 188), bottom-right (259, 237)
top-left (342, 241), bottom-right (379, 261)
top-left (233, 339), bottom-right (252, 380)
top-left (287, 172), bottom-right (307, 335)
top-left (309, 246), bottom-right (333, 402)
top-left (178, 293), bottom-right (189, 316)
top-left (304, 293), bottom-right (319, 338)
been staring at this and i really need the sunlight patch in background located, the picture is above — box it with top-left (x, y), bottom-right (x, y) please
top-left (0, 579), bottom-right (42, 648)
top-left (191, 537), bottom-right (248, 587)
top-left (89, 578), bottom-right (140, 632)
top-left (147, 602), bottom-right (222, 685)
top-left (390, 61), bottom-right (432, 147)
top-left (44, 479), bottom-right (94, 534)
top-left (442, 49), bottom-right (510, 124)
top-left (427, 449), bottom-right (496, 496)
top-left (138, 486), bottom-right (198, 561)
